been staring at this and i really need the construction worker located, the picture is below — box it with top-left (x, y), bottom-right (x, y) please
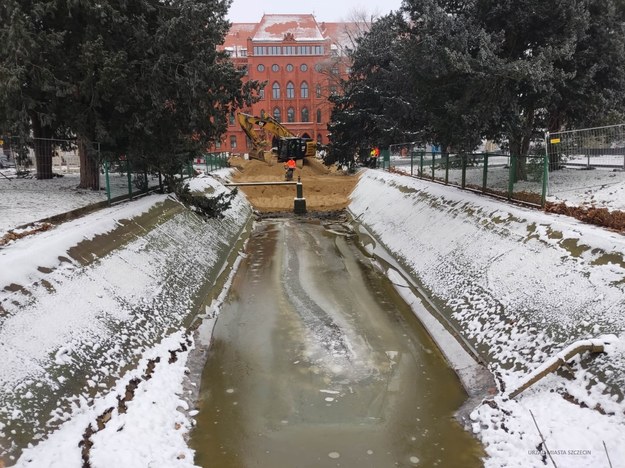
top-left (284, 157), bottom-right (296, 180)
top-left (369, 147), bottom-right (380, 168)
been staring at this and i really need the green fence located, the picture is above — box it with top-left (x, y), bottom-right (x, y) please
top-left (103, 158), bottom-right (196, 203)
top-left (197, 152), bottom-right (230, 172)
top-left (103, 153), bottom-right (230, 203)
top-left (386, 147), bottom-right (548, 207)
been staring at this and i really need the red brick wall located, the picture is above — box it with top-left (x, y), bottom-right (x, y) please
top-left (217, 32), bottom-right (349, 154)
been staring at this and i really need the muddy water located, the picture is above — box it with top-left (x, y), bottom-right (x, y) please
top-left (191, 219), bottom-right (483, 467)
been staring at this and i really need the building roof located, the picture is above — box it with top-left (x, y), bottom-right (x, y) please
top-left (223, 23), bottom-right (257, 50)
top-left (252, 14), bottom-right (324, 42)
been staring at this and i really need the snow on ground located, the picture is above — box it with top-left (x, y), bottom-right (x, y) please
top-left (349, 170), bottom-right (625, 468)
top-left (390, 156), bottom-right (625, 212)
top-left (1, 165), bottom-right (624, 467)
top-left (0, 170), bottom-right (250, 466)
top-left (547, 167), bottom-right (625, 210)
top-left (0, 171), bottom-right (107, 236)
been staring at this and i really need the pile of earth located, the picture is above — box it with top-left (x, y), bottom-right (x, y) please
top-left (228, 156), bottom-right (359, 213)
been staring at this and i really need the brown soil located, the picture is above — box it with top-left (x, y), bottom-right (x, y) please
top-left (228, 156), bottom-right (359, 213)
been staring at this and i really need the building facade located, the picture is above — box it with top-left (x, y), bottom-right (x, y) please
top-left (216, 14), bottom-right (354, 154)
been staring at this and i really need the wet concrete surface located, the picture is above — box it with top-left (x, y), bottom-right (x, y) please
top-left (191, 219), bottom-right (484, 467)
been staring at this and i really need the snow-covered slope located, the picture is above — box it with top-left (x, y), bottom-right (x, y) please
top-left (349, 170), bottom-right (625, 468)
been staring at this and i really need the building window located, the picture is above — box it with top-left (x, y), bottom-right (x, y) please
top-left (286, 82), bottom-right (295, 99)
top-left (300, 81), bottom-right (309, 98)
top-left (331, 66), bottom-right (339, 75)
top-left (272, 82), bottom-right (280, 99)
top-left (257, 64), bottom-right (265, 72)
top-left (300, 63), bottom-right (308, 72)
top-left (317, 133), bottom-right (322, 144)
top-left (314, 64), bottom-right (322, 72)
top-left (286, 64), bottom-right (294, 72)
top-left (215, 140), bottom-right (221, 149)
top-left (330, 85), bottom-right (337, 95)
top-left (316, 109), bottom-right (322, 123)
top-left (287, 107), bottom-right (295, 122)
top-left (301, 107), bottom-right (309, 122)
top-left (272, 64), bottom-right (280, 72)
top-left (230, 135), bottom-right (237, 148)
top-left (259, 88), bottom-right (265, 100)
top-left (314, 45), bottom-right (324, 55)
top-left (229, 113), bottom-right (235, 125)
top-left (315, 84), bottom-right (322, 98)
top-left (268, 46), bottom-right (281, 55)
top-left (273, 107), bottom-right (281, 122)
top-left (284, 46), bottom-right (295, 55)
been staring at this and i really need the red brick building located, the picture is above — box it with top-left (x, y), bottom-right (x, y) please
top-left (216, 14), bottom-right (354, 154)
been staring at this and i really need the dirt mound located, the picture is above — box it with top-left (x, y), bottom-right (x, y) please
top-left (229, 157), bottom-right (359, 213)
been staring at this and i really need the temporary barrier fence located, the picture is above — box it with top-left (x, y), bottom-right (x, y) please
top-left (546, 124), bottom-right (625, 199)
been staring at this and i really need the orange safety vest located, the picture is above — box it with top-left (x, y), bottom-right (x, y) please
top-left (286, 159), bottom-right (296, 169)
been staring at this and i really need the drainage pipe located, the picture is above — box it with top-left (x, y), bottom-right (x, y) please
top-left (507, 335), bottom-right (616, 399)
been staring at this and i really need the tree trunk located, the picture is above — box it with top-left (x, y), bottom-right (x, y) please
top-left (509, 108), bottom-right (535, 183)
top-left (509, 137), bottom-right (528, 182)
top-left (78, 137), bottom-right (100, 190)
top-left (31, 117), bottom-right (54, 179)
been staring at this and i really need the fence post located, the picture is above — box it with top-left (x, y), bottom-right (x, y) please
top-left (542, 137), bottom-right (549, 207)
top-left (482, 153), bottom-right (489, 192)
top-left (431, 152), bottom-right (435, 180)
top-left (419, 150), bottom-right (424, 177)
top-left (508, 155), bottom-right (516, 200)
top-left (461, 154), bottom-right (467, 189)
top-left (126, 159), bottom-right (133, 199)
top-left (105, 160), bottom-right (111, 204)
top-left (444, 152), bottom-right (449, 184)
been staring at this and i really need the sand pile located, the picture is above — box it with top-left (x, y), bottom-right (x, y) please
top-left (228, 157), bottom-right (359, 213)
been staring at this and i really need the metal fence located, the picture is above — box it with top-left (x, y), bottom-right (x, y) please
top-left (0, 135), bottom-right (106, 187)
top-left (193, 152), bottom-right (230, 173)
top-left (2, 136), bottom-right (232, 204)
top-left (546, 124), bottom-right (625, 199)
top-left (387, 142), bottom-right (548, 206)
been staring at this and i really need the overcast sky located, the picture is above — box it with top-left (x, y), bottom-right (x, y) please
top-left (227, 0), bottom-right (404, 23)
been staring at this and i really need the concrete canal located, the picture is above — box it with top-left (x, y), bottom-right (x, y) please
top-left (190, 218), bottom-right (484, 467)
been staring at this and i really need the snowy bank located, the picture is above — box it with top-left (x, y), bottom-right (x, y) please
top-left (348, 170), bottom-right (625, 468)
top-left (0, 173), bottom-right (251, 466)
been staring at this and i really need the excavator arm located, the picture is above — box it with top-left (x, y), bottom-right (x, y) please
top-left (236, 112), bottom-right (271, 161)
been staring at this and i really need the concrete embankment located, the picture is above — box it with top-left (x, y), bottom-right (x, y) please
top-left (0, 175), bottom-right (253, 464)
top-left (348, 170), bottom-right (625, 467)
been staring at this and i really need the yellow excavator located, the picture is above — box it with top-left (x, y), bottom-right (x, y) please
top-left (236, 112), bottom-right (316, 166)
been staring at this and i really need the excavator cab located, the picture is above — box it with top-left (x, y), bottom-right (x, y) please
top-left (277, 137), bottom-right (308, 162)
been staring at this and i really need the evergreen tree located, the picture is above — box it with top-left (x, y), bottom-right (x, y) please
top-left (0, 0), bottom-right (258, 185)
top-left (332, 0), bottom-right (625, 177)
top-left (328, 13), bottom-right (412, 165)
